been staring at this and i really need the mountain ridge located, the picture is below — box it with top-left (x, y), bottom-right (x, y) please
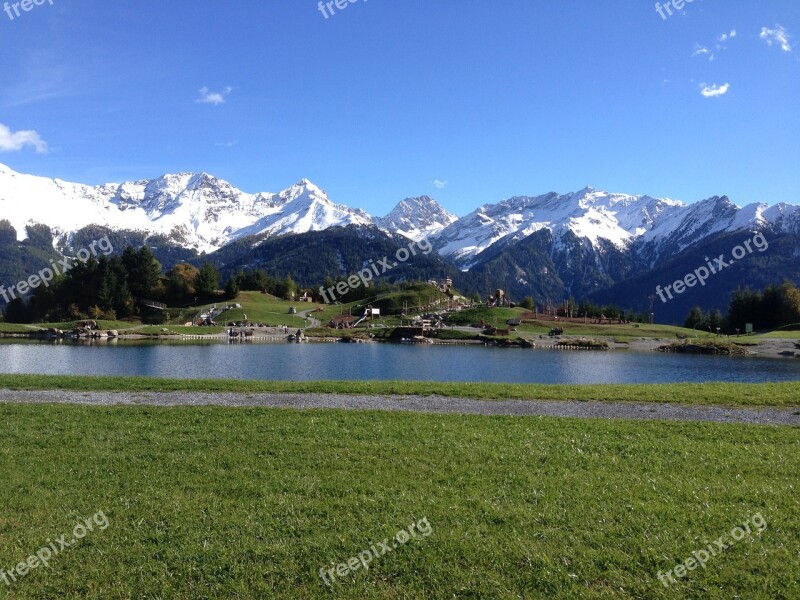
top-left (2, 163), bottom-right (797, 263)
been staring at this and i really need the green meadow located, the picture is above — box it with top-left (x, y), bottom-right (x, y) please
top-left (0, 402), bottom-right (797, 598)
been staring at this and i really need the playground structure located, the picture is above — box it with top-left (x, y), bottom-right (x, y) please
top-left (192, 305), bottom-right (224, 326)
top-left (487, 289), bottom-right (510, 308)
top-left (353, 306), bottom-right (381, 327)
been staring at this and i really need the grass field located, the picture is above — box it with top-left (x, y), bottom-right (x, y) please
top-left (0, 403), bottom-right (796, 598)
top-left (516, 319), bottom-right (701, 339)
top-left (441, 309), bottom-right (710, 340)
top-left (446, 307), bottom-right (524, 328)
top-left (758, 331), bottom-right (800, 339)
top-left (0, 323), bottom-right (36, 333)
top-left (0, 320), bottom-right (141, 333)
top-left (131, 325), bottom-right (227, 336)
top-left (216, 292), bottom-right (311, 328)
top-left (0, 375), bottom-right (799, 408)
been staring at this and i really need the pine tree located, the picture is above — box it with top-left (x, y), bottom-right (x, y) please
top-left (196, 263), bottom-right (219, 297)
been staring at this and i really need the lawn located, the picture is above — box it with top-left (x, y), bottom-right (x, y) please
top-left (517, 319), bottom-right (700, 339)
top-left (129, 325), bottom-right (226, 336)
top-left (443, 311), bottom-right (703, 339)
top-left (26, 320), bottom-right (140, 331)
top-left (759, 331), bottom-right (800, 340)
top-left (0, 375), bottom-right (799, 408)
top-left (0, 323), bottom-right (36, 334)
top-left (0, 404), bottom-right (796, 598)
top-left (217, 291), bottom-right (309, 328)
top-left (314, 298), bottom-right (374, 324)
top-left (446, 307), bottom-right (525, 328)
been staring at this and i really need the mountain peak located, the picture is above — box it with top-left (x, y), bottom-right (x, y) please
top-left (377, 195), bottom-right (458, 241)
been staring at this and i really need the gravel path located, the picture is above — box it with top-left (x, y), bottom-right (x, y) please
top-left (1, 390), bottom-right (797, 426)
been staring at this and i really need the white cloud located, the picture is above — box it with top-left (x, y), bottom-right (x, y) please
top-left (0, 122), bottom-right (48, 153)
top-left (692, 45), bottom-right (714, 61)
top-left (700, 83), bottom-right (730, 98)
top-left (432, 179), bottom-right (448, 189)
top-left (760, 25), bottom-right (792, 52)
top-left (196, 86), bottom-right (233, 105)
top-left (695, 30), bottom-right (737, 60)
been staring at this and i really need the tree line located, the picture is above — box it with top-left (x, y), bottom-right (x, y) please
top-left (3, 246), bottom-right (220, 323)
top-left (684, 281), bottom-right (800, 333)
top-left (4, 238), bottom-right (800, 332)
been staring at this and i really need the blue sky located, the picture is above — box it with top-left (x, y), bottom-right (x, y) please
top-left (0, 0), bottom-right (798, 216)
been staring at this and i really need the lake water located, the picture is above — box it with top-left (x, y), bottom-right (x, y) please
top-left (1, 340), bottom-right (799, 384)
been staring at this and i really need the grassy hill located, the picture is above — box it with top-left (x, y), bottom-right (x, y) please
top-left (445, 307), bottom-right (526, 328)
top-left (214, 292), bottom-right (309, 328)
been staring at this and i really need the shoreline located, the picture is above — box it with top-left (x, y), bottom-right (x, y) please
top-left (3, 328), bottom-right (800, 359)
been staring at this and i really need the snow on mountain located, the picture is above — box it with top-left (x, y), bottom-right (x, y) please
top-left (434, 187), bottom-right (683, 267)
top-left (435, 185), bottom-right (800, 269)
top-left (233, 179), bottom-right (373, 240)
top-left (1, 162), bottom-right (797, 268)
top-left (376, 196), bottom-right (458, 241)
top-left (636, 196), bottom-right (800, 265)
top-left (0, 164), bottom-right (371, 253)
top-left (760, 202), bottom-right (800, 235)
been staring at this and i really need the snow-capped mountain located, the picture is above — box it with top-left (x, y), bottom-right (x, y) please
top-left (230, 179), bottom-right (373, 242)
top-left (375, 196), bottom-right (458, 241)
top-left (0, 164), bottom-right (372, 253)
top-left (1, 162), bottom-right (798, 272)
top-left (434, 187), bottom-right (685, 268)
top-left (635, 195), bottom-right (800, 264)
top-left (434, 186), bottom-right (800, 269)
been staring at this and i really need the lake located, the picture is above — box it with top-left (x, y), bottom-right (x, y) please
top-left (1, 340), bottom-right (799, 384)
